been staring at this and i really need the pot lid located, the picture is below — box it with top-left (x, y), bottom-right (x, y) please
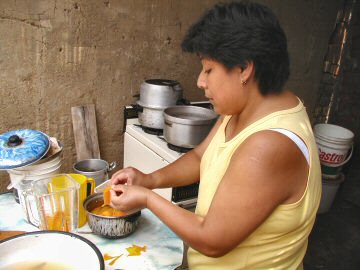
top-left (145, 79), bottom-right (179, 87)
top-left (0, 129), bottom-right (50, 170)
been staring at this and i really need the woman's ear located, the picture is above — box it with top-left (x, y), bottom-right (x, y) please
top-left (240, 61), bottom-right (254, 85)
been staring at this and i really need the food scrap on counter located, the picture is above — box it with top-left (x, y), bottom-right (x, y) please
top-left (104, 253), bottom-right (123, 266)
top-left (103, 245), bottom-right (147, 267)
top-left (126, 245), bottom-right (147, 256)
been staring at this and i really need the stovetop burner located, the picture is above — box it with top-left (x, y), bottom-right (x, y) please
top-left (167, 143), bottom-right (193, 153)
top-left (135, 124), bottom-right (163, 136)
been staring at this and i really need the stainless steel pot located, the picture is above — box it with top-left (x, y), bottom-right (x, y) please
top-left (137, 101), bottom-right (166, 129)
top-left (139, 79), bottom-right (182, 108)
top-left (73, 159), bottom-right (116, 186)
top-left (163, 106), bottom-right (218, 148)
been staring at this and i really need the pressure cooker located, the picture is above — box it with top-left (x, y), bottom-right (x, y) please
top-left (136, 79), bottom-right (184, 130)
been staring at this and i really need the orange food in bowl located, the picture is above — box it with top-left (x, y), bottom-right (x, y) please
top-left (91, 205), bottom-right (127, 217)
top-left (89, 187), bottom-right (127, 217)
top-left (103, 186), bottom-right (112, 206)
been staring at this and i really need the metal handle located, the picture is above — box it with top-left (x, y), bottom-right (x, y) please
top-left (7, 172), bottom-right (26, 190)
top-left (176, 98), bottom-right (190, 105)
top-left (108, 161), bottom-right (117, 172)
top-left (325, 144), bottom-right (354, 167)
top-left (7, 135), bottom-right (23, 147)
top-left (23, 189), bottom-right (40, 227)
top-left (132, 103), bottom-right (143, 113)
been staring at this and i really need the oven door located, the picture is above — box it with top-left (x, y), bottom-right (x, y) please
top-left (123, 132), bottom-right (172, 200)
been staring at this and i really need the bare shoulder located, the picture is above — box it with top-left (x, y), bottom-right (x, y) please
top-left (228, 129), bottom-right (308, 203)
top-left (203, 128), bottom-right (309, 251)
top-left (234, 129), bottom-right (305, 166)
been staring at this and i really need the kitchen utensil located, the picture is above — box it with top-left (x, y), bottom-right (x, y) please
top-left (163, 105), bottom-right (218, 148)
top-left (71, 104), bottom-right (101, 161)
top-left (139, 79), bottom-right (183, 108)
top-left (84, 193), bottom-right (141, 239)
top-left (73, 159), bottom-right (116, 186)
top-left (0, 231), bottom-right (105, 270)
top-left (0, 129), bottom-right (50, 170)
top-left (69, 173), bottom-right (95, 227)
top-left (23, 174), bottom-right (80, 232)
top-left (94, 179), bottom-right (111, 193)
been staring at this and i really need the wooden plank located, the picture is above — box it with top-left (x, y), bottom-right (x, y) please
top-left (71, 104), bottom-right (101, 161)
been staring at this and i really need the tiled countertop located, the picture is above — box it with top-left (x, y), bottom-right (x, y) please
top-left (0, 192), bottom-right (183, 270)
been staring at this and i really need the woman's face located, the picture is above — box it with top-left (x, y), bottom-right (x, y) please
top-left (197, 58), bottom-right (245, 115)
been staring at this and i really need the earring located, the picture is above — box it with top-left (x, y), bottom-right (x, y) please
top-left (241, 79), bottom-right (247, 85)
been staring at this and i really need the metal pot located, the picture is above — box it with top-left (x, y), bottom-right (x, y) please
top-left (73, 159), bottom-right (116, 186)
top-left (139, 79), bottom-right (183, 108)
top-left (163, 106), bottom-right (218, 148)
top-left (136, 101), bottom-right (167, 129)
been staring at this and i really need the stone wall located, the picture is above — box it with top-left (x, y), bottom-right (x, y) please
top-left (0, 0), bottom-right (341, 191)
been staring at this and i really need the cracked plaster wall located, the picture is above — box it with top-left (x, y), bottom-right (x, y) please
top-left (0, 0), bottom-right (341, 191)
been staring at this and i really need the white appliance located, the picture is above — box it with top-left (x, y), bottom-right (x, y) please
top-left (123, 102), bottom-right (212, 209)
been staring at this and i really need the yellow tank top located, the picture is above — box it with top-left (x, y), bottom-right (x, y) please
top-left (188, 100), bottom-right (322, 270)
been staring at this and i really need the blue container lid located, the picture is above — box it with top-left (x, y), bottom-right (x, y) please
top-left (0, 129), bottom-right (50, 170)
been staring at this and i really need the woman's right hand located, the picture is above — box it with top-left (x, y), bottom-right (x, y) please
top-left (110, 167), bottom-right (153, 188)
top-left (110, 184), bottom-right (150, 213)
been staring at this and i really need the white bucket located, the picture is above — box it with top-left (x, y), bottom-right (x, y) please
top-left (7, 155), bottom-right (62, 189)
top-left (314, 124), bottom-right (354, 179)
top-left (7, 155), bottom-right (63, 225)
top-left (318, 173), bottom-right (345, 214)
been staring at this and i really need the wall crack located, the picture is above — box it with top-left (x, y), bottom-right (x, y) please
top-left (0, 15), bottom-right (50, 29)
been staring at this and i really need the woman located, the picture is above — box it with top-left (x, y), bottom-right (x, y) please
top-left (110, 1), bottom-right (321, 269)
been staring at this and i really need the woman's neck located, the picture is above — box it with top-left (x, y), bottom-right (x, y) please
top-left (225, 91), bottom-right (298, 141)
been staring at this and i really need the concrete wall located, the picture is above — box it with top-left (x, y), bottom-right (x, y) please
top-left (0, 0), bottom-right (341, 191)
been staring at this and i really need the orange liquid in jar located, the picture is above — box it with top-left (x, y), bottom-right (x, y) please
top-left (44, 211), bottom-right (70, 231)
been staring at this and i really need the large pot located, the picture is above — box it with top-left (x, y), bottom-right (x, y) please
top-left (139, 79), bottom-right (183, 108)
top-left (163, 106), bottom-right (218, 148)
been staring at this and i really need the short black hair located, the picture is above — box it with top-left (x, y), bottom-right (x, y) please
top-left (181, 0), bottom-right (290, 95)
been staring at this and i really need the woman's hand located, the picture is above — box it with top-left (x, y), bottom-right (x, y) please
top-left (110, 184), bottom-right (150, 213)
top-left (110, 167), bottom-right (152, 188)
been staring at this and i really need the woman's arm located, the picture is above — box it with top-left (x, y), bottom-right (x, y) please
top-left (112, 130), bottom-right (309, 257)
top-left (111, 117), bottom-right (223, 189)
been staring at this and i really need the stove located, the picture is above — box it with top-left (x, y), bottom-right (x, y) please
top-left (123, 101), bottom-right (211, 209)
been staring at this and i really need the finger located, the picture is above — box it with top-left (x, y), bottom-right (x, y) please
top-left (111, 184), bottom-right (127, 195)
top-left (110, 171), bottom-right (129, 185)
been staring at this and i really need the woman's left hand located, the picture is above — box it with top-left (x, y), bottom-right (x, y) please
top-left (109, 184), bottom-right (150, 213)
